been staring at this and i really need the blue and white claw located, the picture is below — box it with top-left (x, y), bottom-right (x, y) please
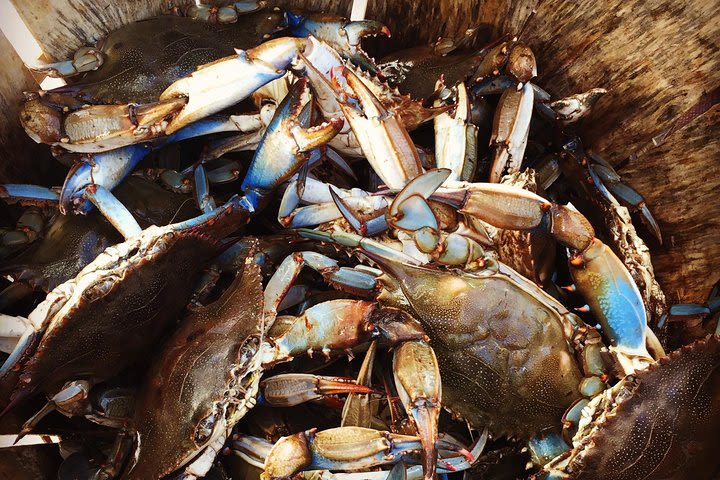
top-left (435, 178), bottom-right (655, 373)
top-left (160, 37), bottom-right (311, 134)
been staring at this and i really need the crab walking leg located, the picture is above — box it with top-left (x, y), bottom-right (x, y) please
top-left (393, 341), bottom-right (441, 480)
top-left (82, 185), bottom-right (142, 239)
top-left (263, 251), bottom-right (380, 318)
top-left (262, 427), bottom-right (425, 480)
top-left (29, 46), bottom-right (104, 78)
top-left (440, 178), bottom-right (651, 373)
top-left (0, 185), bottom-right (59, 205)
top-left (278, 178), bottom-right (388, 229)
top-left (161, 37), bottom-right (309, 134)
top-left (259, 374), bottom-right (376, 407)
top-left (331, 67), bottom-right (423, 189)
top-left (59, 114), bottom-right (261, 214)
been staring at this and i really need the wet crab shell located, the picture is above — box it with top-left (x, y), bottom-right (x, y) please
top-left (123, 245), bottom-right (265, 480)
top-left (0, 176), bottom-right (199, 293)
top-left (1, 221), bottom-right (226, 410)
top-left (562, 335), bottom-right (720, 479)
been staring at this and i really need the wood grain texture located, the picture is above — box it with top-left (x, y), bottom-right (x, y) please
top-left (0, 31), bottom-right (55, 184)
top-left (621, 105), bottom-right (720, 304)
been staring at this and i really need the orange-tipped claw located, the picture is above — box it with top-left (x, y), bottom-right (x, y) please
top-left (393, 341), bottom-right (441, 480)
top-left (260, 373), bottom-right (377, 408)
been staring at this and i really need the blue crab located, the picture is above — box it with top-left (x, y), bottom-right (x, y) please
top-left (542, 335), bottom-right (720, 479)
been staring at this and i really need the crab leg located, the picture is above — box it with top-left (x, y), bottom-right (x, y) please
top-left (59, 114), bottom-right (259, 214)
top-left (0, 185), bottom-right (59, 205)
top-left (29, 46), bottom-right (103, 78)
top-left (436, 177), bottom-right (651, 373)
top-left (489, 82), bottom-right (534, 183)
top-left (330, 67), bottom-right (423, 189)
top-left (264, 251), bottom-right (380, 319)
top-left (285, 11), bottom-right (390, 74)
top-left (278, 178), bottom-right (387, 229)
top-left (241, 77), bottom-right (343, 211)
top-left (172, 0), bottom-right (265, 24)
top-left (235, 431), bottom-right (485, 480)
top-left (434, 82), bottom-right (478, 182)
top-left (82, 184), bottom-right (142, 239)
top-left (259, 374), bottom-right (375, 407)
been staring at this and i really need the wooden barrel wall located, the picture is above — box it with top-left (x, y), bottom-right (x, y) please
top-left (0, 0), bottom-right (718, 304)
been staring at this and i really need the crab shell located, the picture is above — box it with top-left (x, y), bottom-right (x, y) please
top-left (123, 245), bottom-right (265, 480)
top-left (0, 176), bottom-right (198, 293)
top-left (372, 253), bottom-right (585, 439)
top-left (562, 335), bottom-right (720, 479)
top-left (1, 207), bottom-right (239, 410)
top-left (52, 13), bottom-right (284, 104)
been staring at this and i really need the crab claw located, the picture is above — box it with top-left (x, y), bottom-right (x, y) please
top-left (550, 88), bottom-right (607, 124)
top-left (443, 182), bottom-right (652, 373)
top-left (489, 82), bottom-right (533, 182)
top-left (240, 77), bottom-right (342, 211)
top-left (160, 37), bottom-right (308, 134)
top-left (28, 46), bottom-right (104, 79)
top-left (434, 82), bottom-right (478, 182)
top-left (259, 373), bottom-right (376, 407)
top-left (285, 11), bottom-right (389, 73)
top-left (393, 341), bottom-right (441, 480)
top-left (332, 67), bottom-right (423, 189)
top-left (262, 427), bottom-right (423, 480)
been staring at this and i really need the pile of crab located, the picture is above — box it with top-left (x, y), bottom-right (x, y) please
top-left (1, 2), bottom-right (719, 480)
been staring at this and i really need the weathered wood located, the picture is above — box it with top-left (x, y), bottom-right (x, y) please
top-left (0, 31), bottom-right (54, 184)
top-left (9, 0), bottom-right (167, 60)
top-left (622, 105), bottom-right (720, 304)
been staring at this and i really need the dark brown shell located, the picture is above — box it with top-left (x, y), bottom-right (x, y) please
top-left (569, 335), bottom-right (720, 479)
top-left (375, 258), bottom-right (583, 439)
top-left (54, 12), bottom-right (282, 104)
top-left (124, 244), bottom-right (264, 480)
top-left (1, 220), bottom-right (226, 412)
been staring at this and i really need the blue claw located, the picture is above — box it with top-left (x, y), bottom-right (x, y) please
top-left (241, 77), bottom-right (342, 211)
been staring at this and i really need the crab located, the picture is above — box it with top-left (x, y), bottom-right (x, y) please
top-left (22, 7), bottom-right (287, 151)
top-left (541, 334), bottom-right (720, 479)
top-left (0, 77), bottom-right (342, 428)
top-left (114, 240), bottom-right (432, 480)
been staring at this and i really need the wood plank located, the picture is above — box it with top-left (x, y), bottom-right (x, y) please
top-left (10, 0), bottom-right (167, 60)
top-left (0, 31), bottom-right (55, 184)
top-left (621, 105), bottom-right (720, 304)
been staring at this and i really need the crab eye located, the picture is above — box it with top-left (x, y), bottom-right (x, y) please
top-left (194, 412), bottom-right (217, 444)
